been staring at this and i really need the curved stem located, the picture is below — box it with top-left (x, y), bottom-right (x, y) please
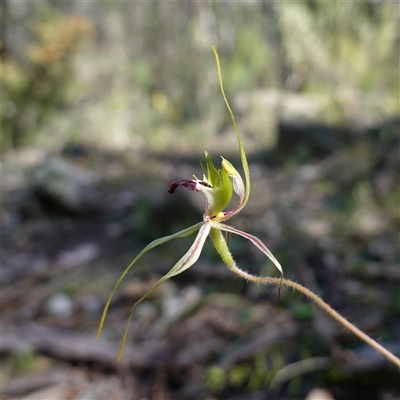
top-left (230, 266), bottom-right (400, 368)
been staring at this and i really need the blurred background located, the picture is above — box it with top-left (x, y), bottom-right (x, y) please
top-left (2, 1), bottom-right (399, 399)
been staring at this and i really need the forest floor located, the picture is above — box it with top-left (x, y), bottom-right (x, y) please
top-left (2, 119), bottom-right (400, 400)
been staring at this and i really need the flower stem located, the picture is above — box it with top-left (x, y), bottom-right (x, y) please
top-left (229, 265), bottom-right (400, 368)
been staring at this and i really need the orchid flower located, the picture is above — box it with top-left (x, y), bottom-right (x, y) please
top-left (96, 45), bottom-right (282, 361)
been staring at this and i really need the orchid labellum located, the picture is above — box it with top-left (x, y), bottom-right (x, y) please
top-left (96, 45), bottom-right (283, 361)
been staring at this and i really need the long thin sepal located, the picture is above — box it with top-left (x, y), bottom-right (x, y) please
top-left (211, 222), bottom-right (283, 275)
top-left (116, 222), bottom-right (211, 361)
top-left (96, 221), bottom-right (204, 341)
top-left (212, 44), bottom-right (250, 217)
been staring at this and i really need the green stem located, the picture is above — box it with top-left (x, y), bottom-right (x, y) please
top-left (229, 265), bottom-right (400, 368)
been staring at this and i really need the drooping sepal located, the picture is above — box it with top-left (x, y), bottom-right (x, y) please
top-left (96, 221), bottom-right (204, 343)
top-left (116, 222), bottom-right (211, 361)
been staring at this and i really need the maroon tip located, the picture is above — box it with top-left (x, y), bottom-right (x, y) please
top-left (168, 179), bottom-right (198, 194)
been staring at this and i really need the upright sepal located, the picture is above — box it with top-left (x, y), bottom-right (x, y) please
top-left (212, 44), bottom-right (250, 218)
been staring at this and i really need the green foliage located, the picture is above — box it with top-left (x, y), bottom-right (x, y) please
top-left (205, 351), bottom-right (286, 393)
top-left (13, 349), bottom-right (36, 375)
top-left (277, 1), bottom-right (398, 95)
top-left (223, 25), bottom-right (272, 90)
top-left (4, 1), bottom-right (397, 151)
top-left (291, 302), bottom-right (314, 320)
top-left (205, 366), bottom-right (226, 391)
top-left (2, 6), bottom-right (94, 150)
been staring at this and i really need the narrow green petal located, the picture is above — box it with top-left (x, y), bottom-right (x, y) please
top-left (116, 222), bottom-right (211, 361)
top-left (211, 221), bottom-right (283, 275)
top-left (212, 45), bottom-right (250, 218)
top-left (96, 221), bottom-right (204, 341)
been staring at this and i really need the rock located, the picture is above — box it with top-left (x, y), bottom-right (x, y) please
top-left (55, 243), bottom-right (100, 269)
top-left (31, 156), bottom-right (100, 215)
top-left (305, 388), bottom-right (335, 400)
top-left (46, 293), bottom-right (73, 318)
top-left (277, 120), bottom-right (340, 160)
top-left (161, 285), bottom-right (202, 322)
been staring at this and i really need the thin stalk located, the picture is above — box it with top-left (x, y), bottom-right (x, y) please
top-left (229, 265), bottom-right (400, 368)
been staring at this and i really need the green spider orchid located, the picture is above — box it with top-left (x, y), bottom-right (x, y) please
top-left (96, 45), bottom-right (283, 361)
